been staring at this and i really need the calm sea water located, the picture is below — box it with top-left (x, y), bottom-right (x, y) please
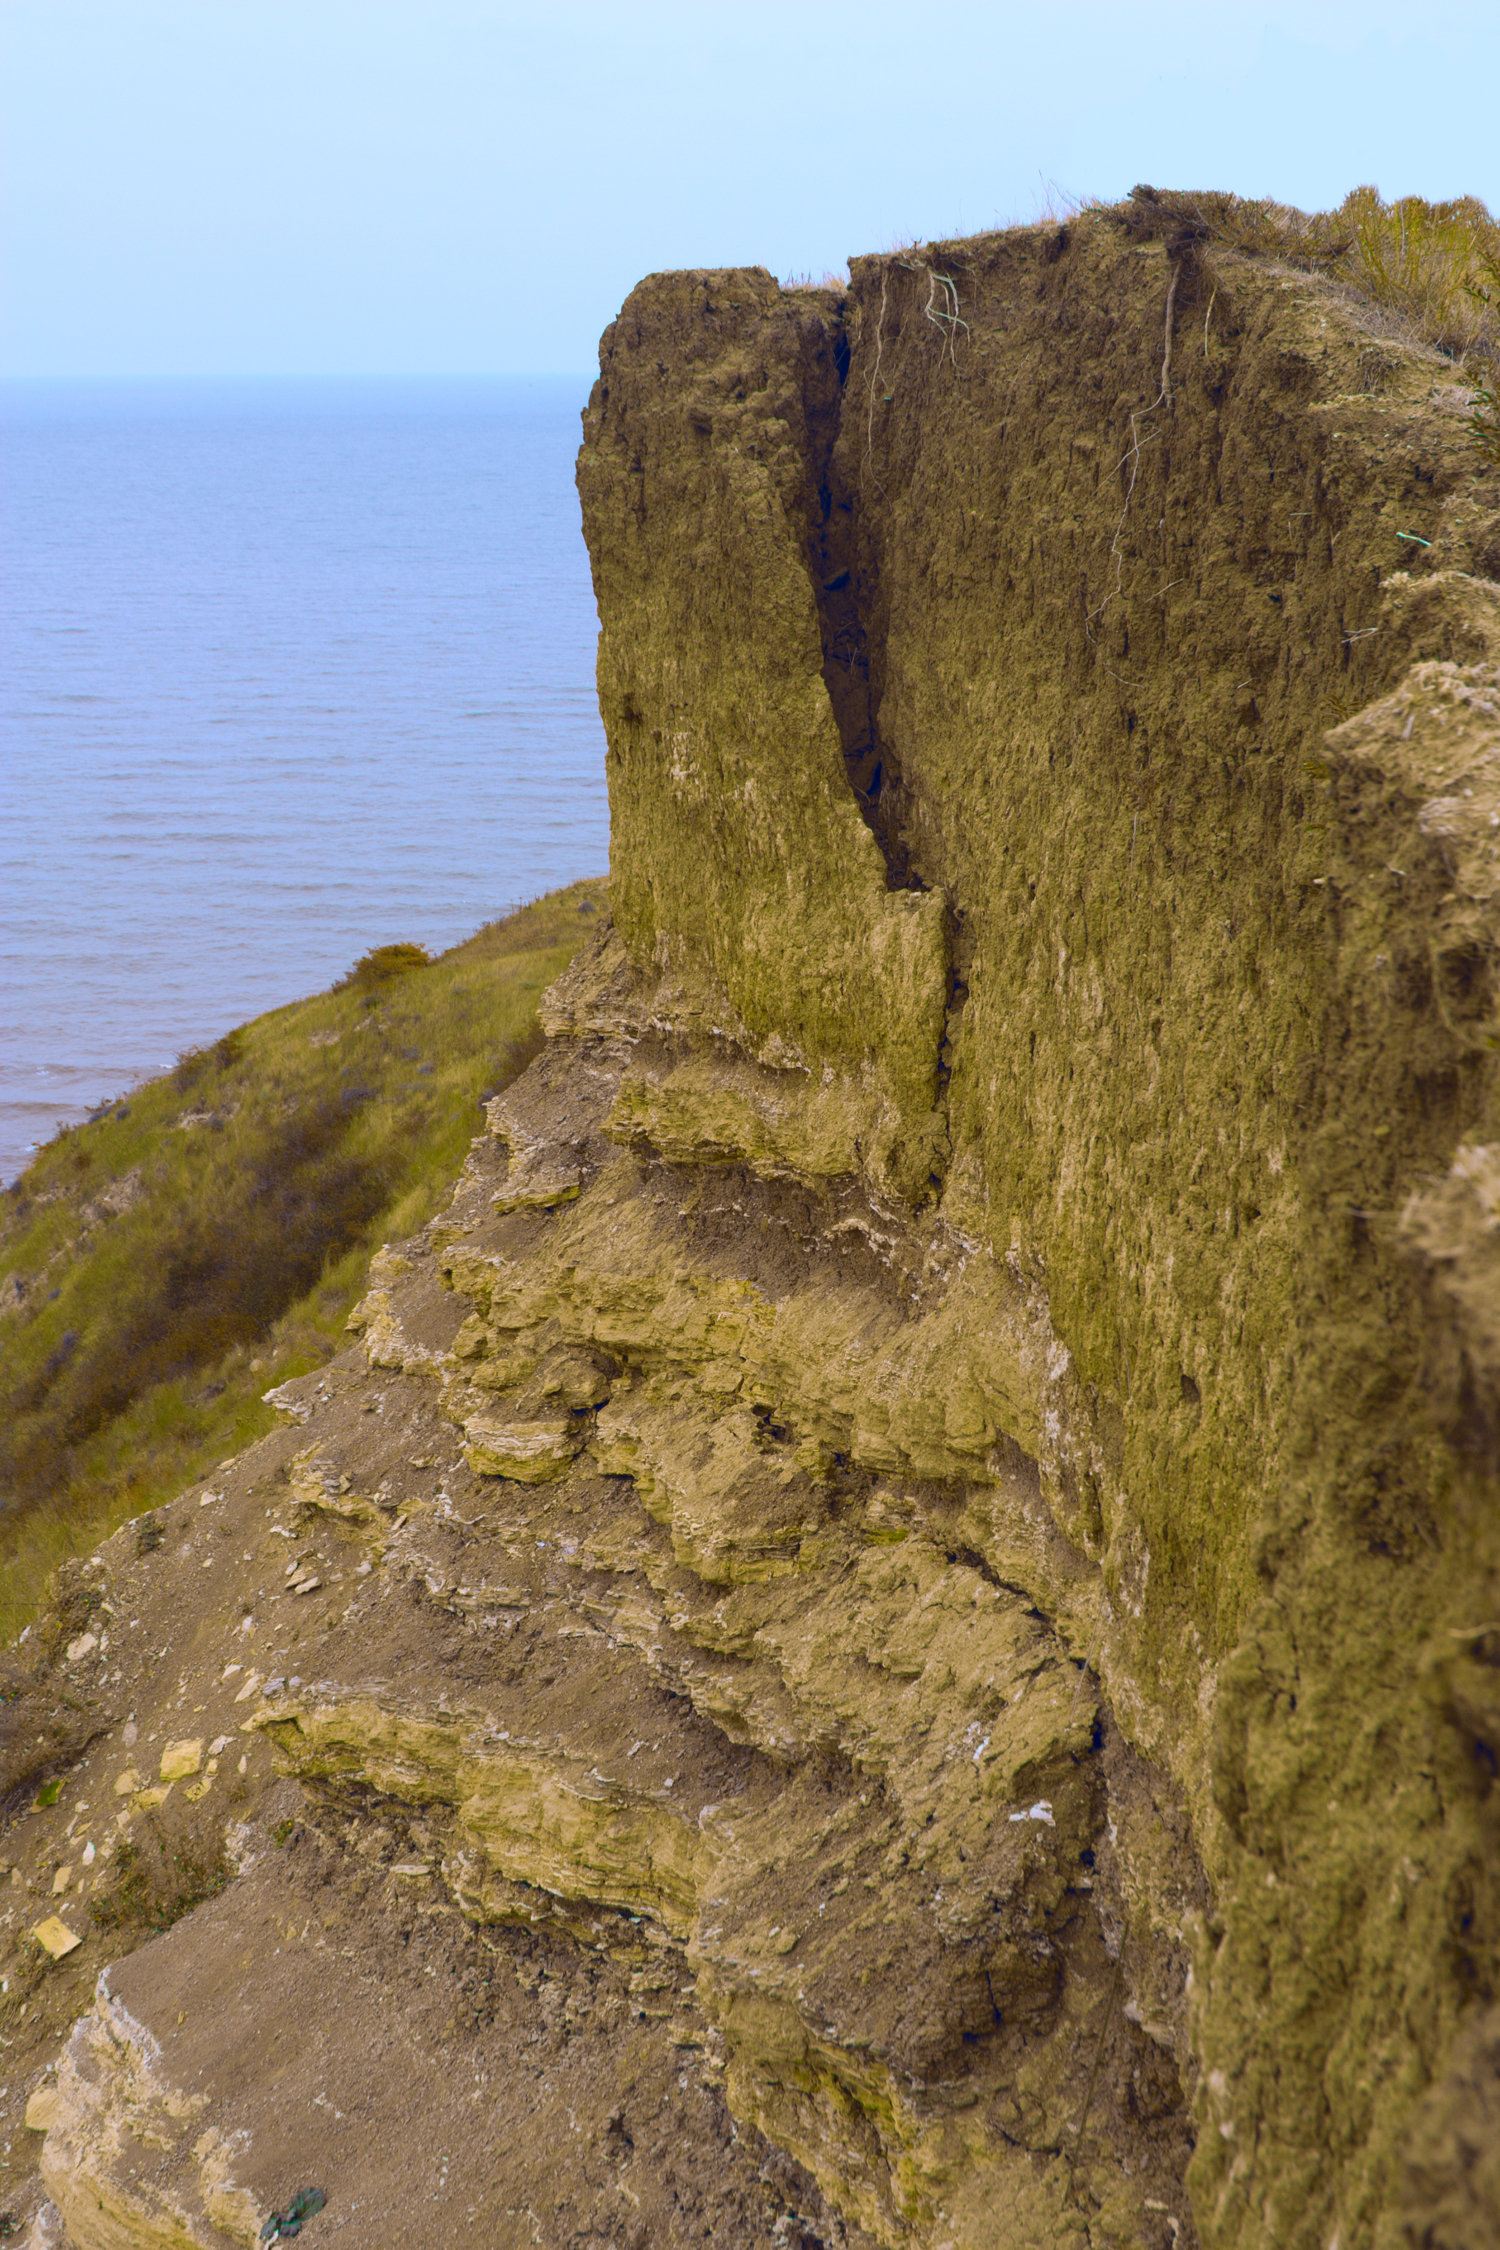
top-left (0, 376), bottom-right (609, 1185)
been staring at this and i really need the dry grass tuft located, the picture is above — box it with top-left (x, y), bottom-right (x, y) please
top-left (1340, 188), bottom-right (1499, 365)
top-left (782, 268), bottom-right (850, 295)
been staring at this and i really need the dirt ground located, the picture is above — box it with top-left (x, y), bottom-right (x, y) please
top-left (0, 1386), bottom-right (863, 2249)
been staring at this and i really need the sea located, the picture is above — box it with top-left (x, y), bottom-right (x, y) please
top-left (0, 376), bottom-right (610, 1186)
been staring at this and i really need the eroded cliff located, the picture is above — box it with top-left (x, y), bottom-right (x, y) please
top-left (4, 196), bottom-right (1500, 2250)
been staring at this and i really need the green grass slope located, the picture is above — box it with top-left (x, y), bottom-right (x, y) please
top-left (0, 878), bottom-right (606, 1636)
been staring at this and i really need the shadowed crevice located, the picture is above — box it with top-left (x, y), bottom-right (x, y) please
top-left (793, 300), bottom-right (925, 892)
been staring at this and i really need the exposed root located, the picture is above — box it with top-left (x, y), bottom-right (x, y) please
top-left (1160, 259), bottom-right (1182, 404)
top-left (922, 268), bottom-right (971, 365)
top-left (1086, 258), bottom-right (1183, 650)
top-left (1084, 410), bottom-right (1161, 646)
top-left (863, 259), bottom-right (970, 490)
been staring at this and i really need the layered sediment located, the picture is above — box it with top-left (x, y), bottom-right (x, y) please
top-left (4, 201), bottom-right (1500, 2250)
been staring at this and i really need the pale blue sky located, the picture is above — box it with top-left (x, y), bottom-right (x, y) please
top-left (3, 0), bottom-right (1496, 378)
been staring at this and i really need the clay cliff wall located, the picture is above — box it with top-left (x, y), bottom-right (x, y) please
top-left (575, 204), bottom-right (1500, 2246)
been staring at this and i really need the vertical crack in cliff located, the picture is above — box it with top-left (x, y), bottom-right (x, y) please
top-left (795, 304), bottom-right (926, 893)
top-left (795, 296), bottom-right (968, 1177)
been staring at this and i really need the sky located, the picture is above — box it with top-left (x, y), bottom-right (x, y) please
top-left (2, 0), bottom-right (1497, 380)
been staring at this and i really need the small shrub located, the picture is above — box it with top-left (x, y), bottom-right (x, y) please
top-left (334, 942), bottom-right (431, 994)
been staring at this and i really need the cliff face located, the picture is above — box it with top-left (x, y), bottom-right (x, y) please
top-left (5, 207), bottom-right (1500, 2250)
top-left (574, 219), bottom-right (1500, 2244)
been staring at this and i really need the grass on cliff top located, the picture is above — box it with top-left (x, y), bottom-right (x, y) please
top-left (0, 878), bottom-right (606, 1640)
top-left (1111, 185), bottom-right (1500, 378)
top-left (951, 185), bottom-right (1496, 426)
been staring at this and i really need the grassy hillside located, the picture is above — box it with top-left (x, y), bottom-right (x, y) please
top-left (0, 878), bottom-right (606, 1637)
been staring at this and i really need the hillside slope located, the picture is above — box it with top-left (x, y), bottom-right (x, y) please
top-left (0, 881), bottom-right (605, 1636)
top-left (5, 194), bottom-right (1500, 2250)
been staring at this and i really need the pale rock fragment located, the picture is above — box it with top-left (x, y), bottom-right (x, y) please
top-left (491, 1167), bottom-right (583, 1214)
top-left (463, 1417), bottom-right (580, 1483)
top-left (159, 1740), bottom-right (203, 1782)
top-left (31, 1917), bottom-right (81, 1960)
top-left (262, 1380), bottom-right (313, 1423)
top-left (25, 2086), bottom-right (62, 2132)
top-left (39, 1986), bottom-right (261, 2248)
